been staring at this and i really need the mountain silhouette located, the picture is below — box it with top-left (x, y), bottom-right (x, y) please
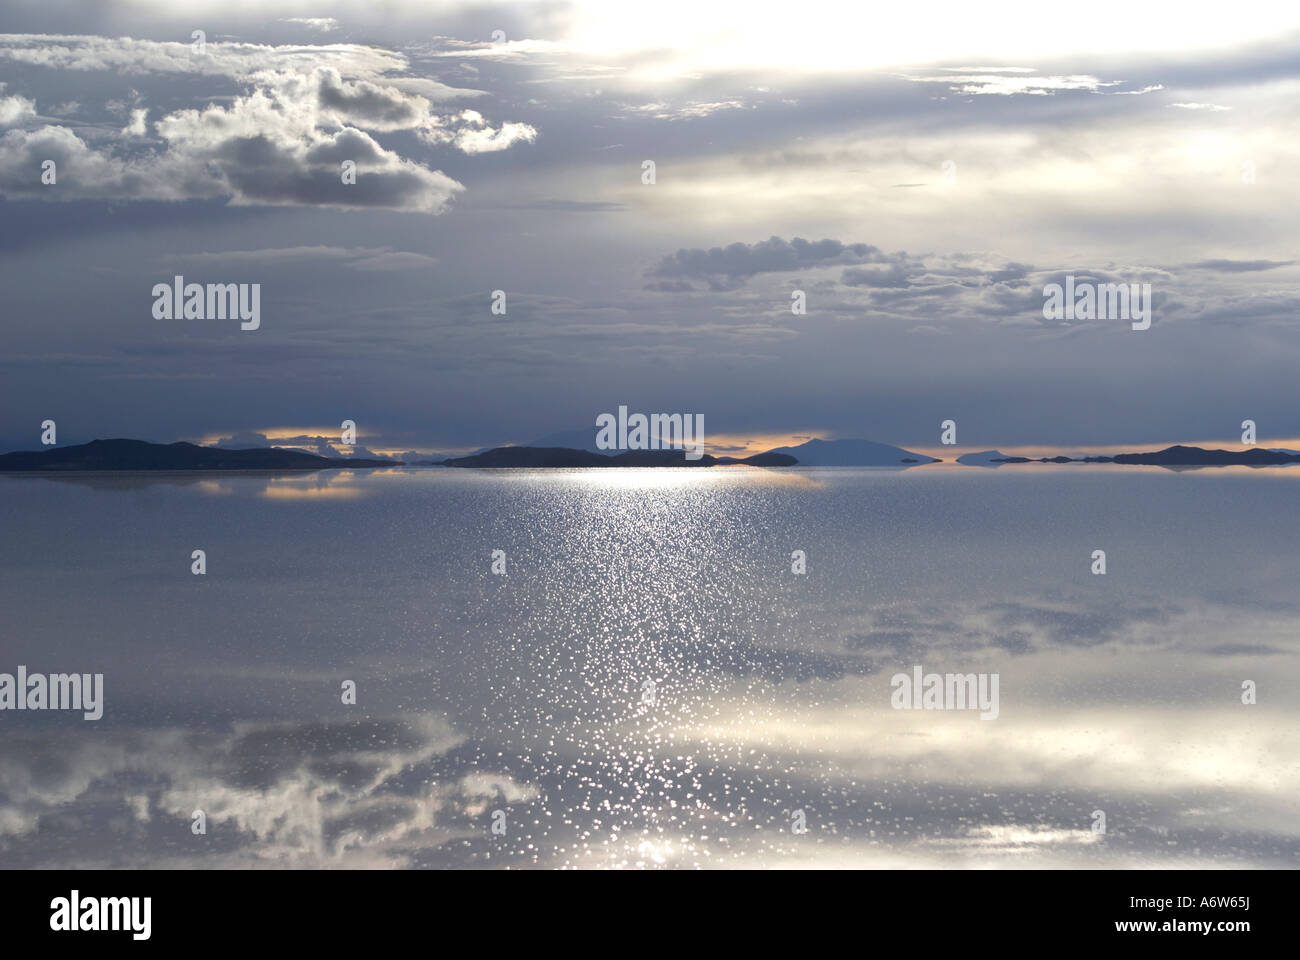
top-left (0, 439), bottom-right (400, 471)
top-left (524, 428), bottom-right (608, 454)
top-left (761, 437), bottom-right (938, 465)
top-left (956, 450), bottom-right (1011, 467)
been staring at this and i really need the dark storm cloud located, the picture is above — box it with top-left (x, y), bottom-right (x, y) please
top-left (311, 67), bottom-right (434, 129)
top-left (645, 237), bottom-right (889, 291)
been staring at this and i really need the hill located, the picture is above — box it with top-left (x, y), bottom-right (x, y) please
top-left (0, 439), bottom-right (400, 471)
top-left (761, 437), bottom-right (938, 466)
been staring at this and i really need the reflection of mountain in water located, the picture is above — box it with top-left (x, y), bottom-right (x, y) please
top-left (985, 445), bottom-right (1300, 469)
top-left (0, 438), bottom-right (399, 471)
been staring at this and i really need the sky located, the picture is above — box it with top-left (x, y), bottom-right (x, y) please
top-left (2, 0), bottom-right (1300, 458)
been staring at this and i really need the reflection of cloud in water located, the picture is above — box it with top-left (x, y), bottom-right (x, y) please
top-left (1, 685), bottom-right (1295, 868)
top-left (657, 687), bottom-right (1300, 867)
top-left (840, 595), bottom-right (1299, 661)
top-left (0, 716), bottom-right (538, 868)
top-left (0, 469), bottom-right (393, 497)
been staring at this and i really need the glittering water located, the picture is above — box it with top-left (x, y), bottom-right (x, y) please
top-left (1, 465), bottom-right (1297, 868)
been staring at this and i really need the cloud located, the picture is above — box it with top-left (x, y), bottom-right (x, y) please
top-left (0, 65), bottom-right (475, 212)
top-left (909, 72), bottom-right (1127, 96)
top-left (121, 107), bottom-right (147, 136)
top-left (383, 76), bottom-right (486, 101)
top-left (211, 430), bottom-right (277, 448)
top-left (909, 67), bottom-right (1162, 98)
top-left (643, 234), bottom-right (1300, 335)
top-left (0, 34), bottom-right (410, 84)
top-left (841, 263), bottom-right (917, 288)
top-left (645, 236), bottom-right (891, 290)
top-left (426, 37), bottom-right (568, 60)
top-left (1184, 258), bottom-right (1294, 272)
top-left (0, 45), bottom-right (536, 209)
top-left (506, 198), bottom-right (625, 213)
top-left (280, 18), bottom-right (340, 33)
top-left (418, 109), bottom-right (537, 154)
top-left (347, 250), bottom-right (439, 271)
top-left (209, 431), bottom-right (396, 460)
top-left (162, 245), bottom-right (437, 270)
top-left (0, 93), bottom-right (36, 126)
top-left (622, 99), bottom-right (748, 120)
top-left (305, 66), bottom-right (432, 131)
top-left (0, 125), bottom-right (178, 199)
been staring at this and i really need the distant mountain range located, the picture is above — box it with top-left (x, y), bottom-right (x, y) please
top-left (447, 430), bottom-right (937, 466)
top-left (0, 439), bottom-right (399, 471)
top-left (2, 437), bottom-right (1295, 472)
top-left (523, 428), bottom-right (608, 454)
top-left (441, 447), bottom-right (796, 468)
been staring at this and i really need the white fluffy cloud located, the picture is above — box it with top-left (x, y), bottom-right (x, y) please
top-left (0, 39), bottom-right (537, 211)
top-left (419, 109), bottom-right (538, 154)
top-left (0, 94), bottom-right (35, 125)
top-left (280, 18), bottom-right (340, 33)
top-left (121, 106), bottom-right (148, 135)
top-left (0, 103), bottom-right (464, 212)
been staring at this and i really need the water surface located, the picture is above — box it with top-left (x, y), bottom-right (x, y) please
top-left (1, 465), bottom-right (1296, 868)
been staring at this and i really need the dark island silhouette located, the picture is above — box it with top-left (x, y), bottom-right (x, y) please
top-left (760, 437), bottom-right (938, 465)
top-left (988, 445), bottom-right (1300, 467)
top-left (0, 439), bottom-right (399, 471)
top-left (440, 446), bottom-right (798, 468)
